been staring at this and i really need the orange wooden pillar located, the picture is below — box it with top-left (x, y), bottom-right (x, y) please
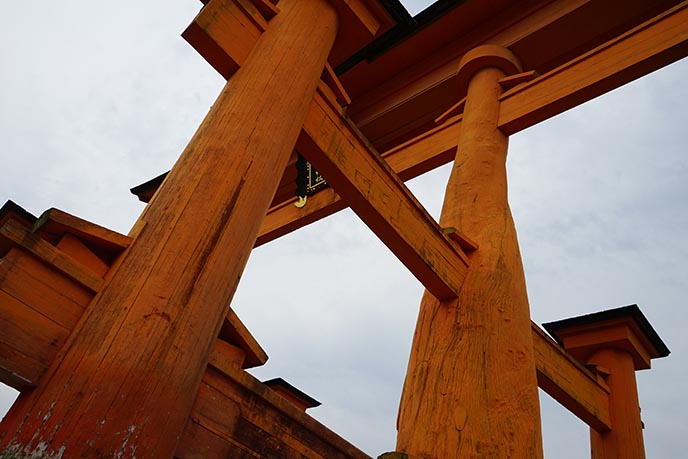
top-left (396, 45), bottom-right (543, 458)
top-left (0, 0), bottom-right (338, 457)
top-left (544, 305), bottom-right (670, 459)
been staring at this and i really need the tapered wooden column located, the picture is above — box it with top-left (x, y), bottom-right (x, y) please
top-left (396, 45), bottom-right (543, 458)
top-left (0, 0), bottom-right (337, 457)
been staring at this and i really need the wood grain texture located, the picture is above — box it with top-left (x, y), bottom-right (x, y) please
top-left (344, 0), bottom-right (683, 147)
top-left (257, 0), bottom-right (688, 243)
top-left (176, 365), bottom-right (372, 459)
top-left (0, 220), bottom-right (104, 292)
top-left (183, 0), bottom-right (264, 80)
top-left (35, 207), bottom-right (131, 253)
top-left (498, 0), bottom-right (688, 134)
top-left (396, 60), bottom-right (543, 458)
top-left (588, 349), bottom-right (645, 458)
top-left (299, 89), bottom-right (469, 300)
top-left (219, 308), bottom-right (268, 368)
top-left (532, 323), bottom-right (611, 431)
top-left (0, 0), bottom-right (338, 457)
top-left (55, 234), bottom-right (109, 277)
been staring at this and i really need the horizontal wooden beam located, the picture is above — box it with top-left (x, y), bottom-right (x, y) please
top-left (0, 220), bottom-right (104, 293)
top-left (177, 364), bottom-right (372, 459)
top-left (256, 113), bottom-right (461, 246)
top-left (183, 0), bottom-right (264, 80)
top-left (297, 87), bottom-right (469, 300)
top-left (345, 0), bottom-right (683, 147)
top-left (255, 3), bottom-right (688, 246)
top-left (34, 208), bottom-right (131, 252)
top-left (499, 0), bottom-right (688, 134)
top-left (532, 322), bottom-right (611, 432)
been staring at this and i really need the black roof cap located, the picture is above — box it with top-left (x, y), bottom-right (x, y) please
top-left (0, 200), bottom-right (37, 225)
top-left (263, 377), bottom-right (322, 408)
top-left (543, 304), bottom-right (670, 359)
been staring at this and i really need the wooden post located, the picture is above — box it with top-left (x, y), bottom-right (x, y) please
top-left (0, 0), bottom-right (338, 457)
top-left (543, 305), bottom-right (670, 459)
top-left (588, 348), bottom-right (645, 459)
top-left (396, 45), bottom-right (543, 458)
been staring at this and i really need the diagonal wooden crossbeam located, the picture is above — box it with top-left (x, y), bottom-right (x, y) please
top-left (343, 0), bottom-right (685, 147)
top-left (298, 86), bottom-right (469, 300)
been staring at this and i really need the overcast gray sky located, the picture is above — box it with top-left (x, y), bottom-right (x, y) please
top-left (1, 1), bottom-right (686, 457)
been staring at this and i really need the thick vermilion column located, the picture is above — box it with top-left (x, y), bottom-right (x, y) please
top-left (0, 0), bottom-right (338, 457)
top-left (396, 45), bottom-right (543, 458)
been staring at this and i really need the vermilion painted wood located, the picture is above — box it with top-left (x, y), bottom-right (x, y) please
top-left (498, 0), bottom-right (688, 134)
top-left (299, 88), bottom-right (469, 300)
top-left (396, 47), bottom-right (544, 458)
top-left (0, 0), bottom-right (338, 456)
top-left (132, 2), bottom-right (688, 253)
top-left (255, 3), bottom-right (688, 248)
top-left (256, 114), bottom-right (461, 246)
top-left (588, 349), bottom-right (645, 459)
top-left (55, 234), bottom-right (109, 277)
top-left (0, 220), bottom-right (103, 292)
top-left (532, 323), bottom-right (611, 431)
top-left (176, 365), bottom-right (372, 459)
top-left (182, 0), bottom-right (264, 80)
top-left (344, 0), bottom-right (682, 148)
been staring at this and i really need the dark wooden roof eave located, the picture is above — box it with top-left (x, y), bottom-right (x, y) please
top-left (543, 304), bottom-right (671, 360)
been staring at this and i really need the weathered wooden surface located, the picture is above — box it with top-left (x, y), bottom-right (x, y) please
top-left (35, 207), bottom-right (132, 263)
top-left (256, 114), bottom-right (461, 246)
top-left (299, 87), bottom-right (469, 300)
top-left (343, 0), bottom-right (684, 148)
top-left (187, 0), bottom-right (397, 77)
top-left (219, 308), bottom-right (268, 369)
top-left (0, 220), bottom-right (104, 293)
top-left (396, 48), bottom-right (543, 458)
top-left (176, 365), bottom-right (371, 459)
top-left (135, 2), bottom-right (688, 253)
top-left (498, 0), bottom-right (688, 134)
top-left (183, 0), bottom-right (267, 80)
top-left (0, 210), bottom-right (124, 392)
top-left (0, 247), bottom-right (93, 390)
top-left (0, 0), bottom-right (338, 456)
top-left (532, 323), bottom-right (611, 431)
top-left (588, 349), bottom-right (644, 458)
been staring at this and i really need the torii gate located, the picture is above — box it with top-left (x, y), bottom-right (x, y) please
top-left (0, 0), bottom-right (683, 457)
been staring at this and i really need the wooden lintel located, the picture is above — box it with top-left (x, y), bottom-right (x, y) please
top-left (345, 0), bottom-right (684, 147)
top-left (532, 322), bottom-right (611, 432)
top-left (35, 208), bottom-right (131, 252)
top-left (498, 1), bottom-right (688, 134)
top-left (0, 220), bottom-right (104, 293)
top-left (219, 309), bottom-right (268, 369)
top-left (183, 0), bottom-right (263, 80)
top-left (298, 89), bottom-right (469, 300)
top-left (177, 364), bottom-right (371, 459)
